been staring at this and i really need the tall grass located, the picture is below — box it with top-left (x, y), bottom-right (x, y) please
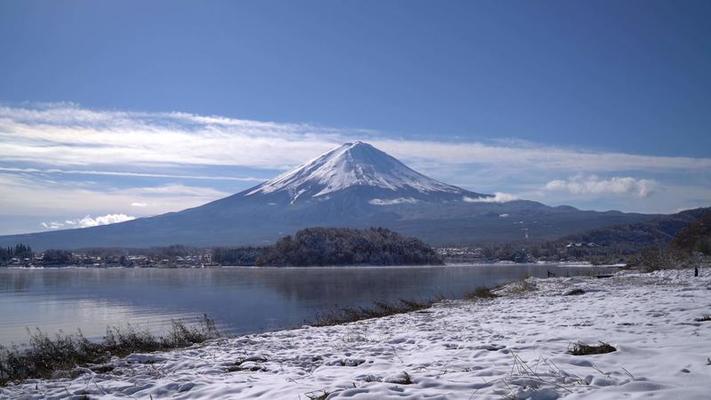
top-left (463, 287), bottom-right (498, 300)
top-left (0, 314), bottom-right (219, 386)
top-left (312, 299), bottom-right (436, 326)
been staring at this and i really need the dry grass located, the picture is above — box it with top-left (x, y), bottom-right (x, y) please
top-left (694, 314), bottom-right (711, 322)
top-left (563, 288), bottom-right (586, 296)
top-left (305, 390), bottom-right (332, 400)
top-left (500, 351), bottom-right (587, 399)
top-left (509, 278), bottom-right (538, 294)
top-left (0, 315), bottom-right (219, 386)
top-left (463, 287), bottom-right (498, 300)
top-left (312, 299), bottom-right (435, 327)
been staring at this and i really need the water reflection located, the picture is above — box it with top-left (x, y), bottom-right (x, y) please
top-left (0, 264), bottom-right (616, 345)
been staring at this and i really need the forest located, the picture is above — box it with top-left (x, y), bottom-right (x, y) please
top-left (255, 227), bottom-right (443, 266)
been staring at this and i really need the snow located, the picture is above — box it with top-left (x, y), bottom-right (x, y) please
top-left (5, 268), bottom-right (711, 399)
top-left (246, 142), bottom-right (463, 201)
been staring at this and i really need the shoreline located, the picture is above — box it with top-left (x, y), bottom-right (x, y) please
top-left (1, 261), bottom-right (624, 270)
top-left (3, 268), bottom-right (709, 399)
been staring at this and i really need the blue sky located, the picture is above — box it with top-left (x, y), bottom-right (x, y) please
top-left (0, 0), bottom-right (710, 234)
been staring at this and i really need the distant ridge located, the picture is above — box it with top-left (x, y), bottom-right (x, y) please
top-left (0, 142), bottom-right (668, 249)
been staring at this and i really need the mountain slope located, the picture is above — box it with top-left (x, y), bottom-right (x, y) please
top-left (559, 207), bottom-right (711, 249)
top-left (246, 141), bottom-right (467, 202)
top-left (0, 142), bottom-right (664, 249)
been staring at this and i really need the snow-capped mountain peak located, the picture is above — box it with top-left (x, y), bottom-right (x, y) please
top-left (246, 141), bottom-right (465, 201)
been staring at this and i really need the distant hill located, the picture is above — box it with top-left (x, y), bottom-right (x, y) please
top-left (0, 141), bottom-right (682, 249)
top-left (671, 210), bottom-right (711, 254)
top-left (464, 208), bottom-right (711, 265)
top-left (256, 227), bottom-right (443, 266)
top-left (558, 208), bottom-right (710, 251)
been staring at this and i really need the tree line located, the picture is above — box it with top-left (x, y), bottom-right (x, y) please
top-left (0, 244), bottom-right (32, 264)
top-left (254, 227), bottom-right (443, 266)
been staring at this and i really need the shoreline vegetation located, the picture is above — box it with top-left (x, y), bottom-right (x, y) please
top-left (2, 266), bottom-right (709, 398)
top-left (2, 209), bottom-right (709, 269)
top-left (0, 315), bottom-right (220, 386)
top-left (1, 227), bottom-right (444, 269)
top-left (0, 213), bottom-right (708, 387)
top-left (0, 290), bottom-right (492, 387)
top-left (3, 209), bottom-right (710, 269)
top-left (0, 276), bottom-right (510, 388)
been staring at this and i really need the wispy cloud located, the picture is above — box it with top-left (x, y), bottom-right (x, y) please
top-left (544, 175), bottom-right (657, 198)
top-left (0, 103), bottom-right (342, 168)
top-left (0, 174), bottom-right (230, 217)
top-left (0, 102), bottom-right (709, 233)
top-left (0, 167), bottom-right (263, 182)
top-left (374, 139), bottom-right (711, 172)
top-left (1, 103), bottom-right (710, 173)
top-left (42, 214), bottom-right (136, 230)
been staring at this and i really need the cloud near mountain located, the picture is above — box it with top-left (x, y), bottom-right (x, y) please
top-left (42, 213), bottom-right (136, 230)
top-left (0, 141), bottom-right (688, 250)
top-left (0, 103), bottom-right (709, 231)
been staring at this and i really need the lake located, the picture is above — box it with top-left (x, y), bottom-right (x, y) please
top-left (0, 264), bottom-right (619, 346)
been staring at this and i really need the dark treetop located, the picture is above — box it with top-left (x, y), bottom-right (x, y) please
top-left (256, 227), bottom-right (443, 267)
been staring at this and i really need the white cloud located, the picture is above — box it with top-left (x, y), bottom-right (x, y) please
top-left (0, 103), bottom-right (342, 169)
top-left (463, 192), bottom-right (518, 203)
top-left (41, 213), bottom-right (135, 230)
top-left (1, 103), bottom-right (710, 174)
top-left (0, 102), bottom-right (709, 231)
top-left (40, 221), bottom-right (65, 230)
top-left (544, 175), bottom-right (657, 197)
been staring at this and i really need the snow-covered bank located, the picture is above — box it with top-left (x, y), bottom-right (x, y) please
top-left (4, 269), bottom-right (711, 399)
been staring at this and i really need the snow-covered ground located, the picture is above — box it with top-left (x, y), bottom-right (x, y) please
top-left (4, 268), bottom-right (711, 399)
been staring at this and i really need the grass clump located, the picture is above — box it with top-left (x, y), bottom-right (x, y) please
top-left (312, 299), bottom-right (434, 326)
top-left (388, 371), bottom-right (413, 385)
top-left (564, 288), bottom-right (586, 296)
top-left (305, 390), bottom-right (332, 400)
top-left (509, 278), bottom-right (537, 294)
top-left (0, 314), bottom-right (219, 386)
top-left (568, 341), bottom-right (616, 356)
top-left (463, 287), bottom-right (498, 300)
top-left (694, 314), bottom-right (711, 322)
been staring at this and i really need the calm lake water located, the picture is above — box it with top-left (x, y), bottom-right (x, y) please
top-left (0, 264), bottom-right (619, 346)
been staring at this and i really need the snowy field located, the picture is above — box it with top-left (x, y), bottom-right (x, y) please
top-left (4, 268), bottom-right (711, 399)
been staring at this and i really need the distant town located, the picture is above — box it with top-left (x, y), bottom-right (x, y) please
top-left (0, 245), bottom-right (216, 268)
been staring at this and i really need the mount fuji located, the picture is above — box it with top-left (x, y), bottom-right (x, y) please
top-left (0, 142), bottom-right (659, 249)
top-left (245, 141), bottom-right (471, 203)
